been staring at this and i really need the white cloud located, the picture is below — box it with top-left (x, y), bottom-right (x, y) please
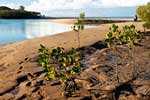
top-left (27, 0), bottom-right (150, 12)
top-left (27, 0), bottom-right (98, 11)
top-left (100, 0), bottom-right (150, 7)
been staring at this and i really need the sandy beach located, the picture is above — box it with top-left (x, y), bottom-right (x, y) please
top-left (0, 21), bottom-right (149, 100)
top-left (51, 19), bottom-right (76, 24)
top-left (51, 18), bottom-right (133, 25)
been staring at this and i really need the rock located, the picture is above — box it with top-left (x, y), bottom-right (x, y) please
top-left (136, 85), bottom-right (150, 95)
top-left (0, 94), bottom-right (15, 100)
top-left (39, 73), bottom-right (46, 79)
top-left (39, 85), bottom-right (64, 100)
top-left (99, 84), bottom-right (117, 91)
top-left (0, 79), bottom-right (17, 96)
top-left (68, 97), bottom-right (83, 100)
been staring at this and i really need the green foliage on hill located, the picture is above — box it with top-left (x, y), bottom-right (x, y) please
top-left (0, 6), bottom-right (41, 19)
top-left (136, 2), bottom-right (150, 29)
top-left (0, 6), bottom-right (12, 10)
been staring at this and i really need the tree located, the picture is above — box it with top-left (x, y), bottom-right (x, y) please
top-left (0, 6), bottom-right (41, 19)
top-left (80, 12), bottom-right (85, 19)
top-left (136, 2), bottom-right (150, 29)
top-left (19, 5), bottom-right (25, 11)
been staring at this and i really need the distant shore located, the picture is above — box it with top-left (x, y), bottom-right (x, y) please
top-left (51, 18), bottom-right (138, 25)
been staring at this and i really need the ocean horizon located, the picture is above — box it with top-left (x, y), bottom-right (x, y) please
top-left (45, 7), bottom-right (137, 18)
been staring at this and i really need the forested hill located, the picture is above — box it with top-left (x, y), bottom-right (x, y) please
top-left (0, 6), bottom-right (42, 19)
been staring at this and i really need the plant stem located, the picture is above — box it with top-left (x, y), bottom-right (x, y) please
top-left (128, 46), bottom-right (136, 79)
top-left (132, 46), bottom-right (137, 78)
top-left (128, 48), bottom-right (132, 78)
top-left (116, 63), bottom-right (119, 84)
top-left (114, 46), bottom-right (119, 84)
top-left (71, 77), bottom-right (78, 90)
top-left (77, 31), bottom-right (80, 48)
top-left (65, 77), bottom-right (78, 92)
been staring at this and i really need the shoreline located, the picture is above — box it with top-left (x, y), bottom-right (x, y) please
top-left (0, 22), bottom-right (144, 53)
top-left (0, 22), bottom-right (144, 66)
top-left (50, 18), bottom-right (135, 25)
top-left (0, 21), bottom-right (144, 46)
top-left (51, 19), bottom-right (76, 24)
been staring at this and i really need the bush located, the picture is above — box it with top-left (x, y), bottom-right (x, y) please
top-left (136, 2), bottom-right (150, 29)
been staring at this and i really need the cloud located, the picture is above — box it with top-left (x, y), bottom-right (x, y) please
top-left (27, 0), bottom-right (98, 11)
top-left (27, 0), bottom-right (149, 12)
top-left (100, 0), bottom-right (149, 7)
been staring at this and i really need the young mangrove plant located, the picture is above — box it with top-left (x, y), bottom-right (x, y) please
top-left (122, 25), bottom-right (139, 78)
top-left (72, 13), bottom-right (85, 48)
top-left (38, 44), bottom-right (83, 96)
top-left (122, 25), bottom-right (139, 48)
top-left (106, 24), bottom-right (140, 83)
top-left (106, 24), bottom-right (122, 84)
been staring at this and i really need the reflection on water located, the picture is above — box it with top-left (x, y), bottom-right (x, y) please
top-left (0, 19), bottom-right (73, 44)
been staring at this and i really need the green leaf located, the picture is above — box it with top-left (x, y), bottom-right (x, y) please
top-left (107, 42), bottom-right (111, 48)
top-left (106, 32), bottom-right (112, 39)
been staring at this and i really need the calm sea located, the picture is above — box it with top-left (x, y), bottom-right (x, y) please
top-left (0, 19), bottom-right (73, 44)
top-left (0, 18), bottom-right (132, 45)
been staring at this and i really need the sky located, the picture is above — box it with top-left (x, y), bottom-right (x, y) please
top-left (0, 0), bottom-right (150, 17)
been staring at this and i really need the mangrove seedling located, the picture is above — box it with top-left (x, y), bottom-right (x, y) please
top-left (72, 13), bottom-right (85, 48)
top-left (38, 44), bottom-right (83, 96)
top-left (106, 24), bottom-right (122, 84)
top-left (122, 24), bottom-right (139, 78)
top-left (106, 24), bottom-right (140, 82)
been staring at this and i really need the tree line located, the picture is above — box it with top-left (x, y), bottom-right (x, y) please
top-left (0, 6), bottom-right (41, 19)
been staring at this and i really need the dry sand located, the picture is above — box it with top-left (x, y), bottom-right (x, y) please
top-left (51, 19), bottom-right (76, 24)
top-left (0, 21), bottom-right (147, 99)
top-left (51, 18), bottom-right (134, 25)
